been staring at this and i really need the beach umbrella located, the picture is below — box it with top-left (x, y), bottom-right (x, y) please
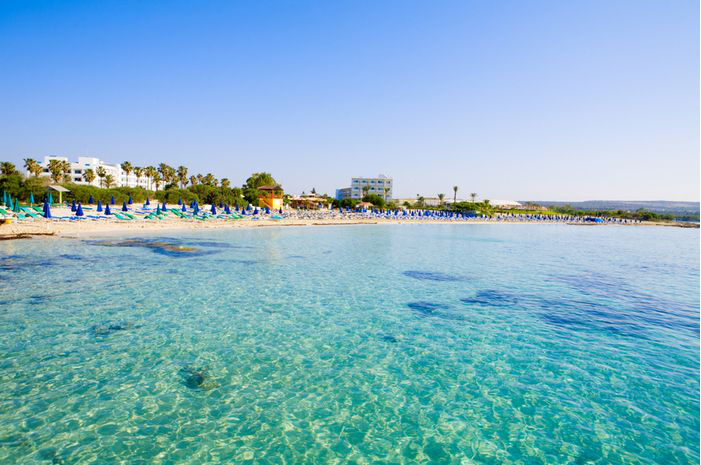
top-left (6, 194), bottom-right (12, 209)
top-left (2, 191), bottom-right (6, 206)
top-left (190, 200), bottom-right (195, 208)
top-left (105, 204), bottom-right (112, 215)
top-left (71, 200), bottom-right (77, 212)
top-left (128, 194), bottom-right (133, 205)
top-left (122, 201), bottom-right (128, 212)
top-left (13, 198), bottom-right (20, 213)
top-left (145, 197), bottom-right (150, 206)
top-left (193, 202), bottom-right (199, 215)
top-left (247, 203), bottom-right (252, 211)
top-left (265, 207), bottom-right (270, 214)
top-left (211, 204), bottom-right (217, 214)
top-left (162, 202), bottom-right (167, 211)
top-left (219, 200), bottom-right (223, 208)
top-left (181, 203), bottom-right (187, 212)
top-left (156, 204), bottom-right (161, 215)
top-left (97, 200), bottom-right (103, 212)
top-left (43, 201), bottom-right (51, 219)
top-left (110, 195), bottom-right (115, 205)
top-left (76, 203), bottom-right (84, 217)
top-left (235, 204), bottom-right (239, 212)
top-left (224, 204), bottom-right (231, 214)
top-left (253, 208), bottom-right (259, 215)
top-left (88, 194), bottom-right (94, 204)
top-left (279, 208), bottom-right (283, 214)
top-left (28, 192), bottom-right (34, 205)
top-left (177, 198), bottom-right (182, 205)
top-left (48, 192), bottom-right (53, 205)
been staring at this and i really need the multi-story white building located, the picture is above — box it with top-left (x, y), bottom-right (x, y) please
top-left (37, 156), bottom-right (151, 189)
top-left (349, 175), bottom-right (393, 200)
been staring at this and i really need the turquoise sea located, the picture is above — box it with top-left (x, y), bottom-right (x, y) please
top-left (0, 224), bottom-right (698, 464)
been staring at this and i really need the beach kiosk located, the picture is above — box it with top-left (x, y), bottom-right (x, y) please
top-left (258, 185), bottom-right (283, 211)
top-left (48, 185), bottom-right (70, 205)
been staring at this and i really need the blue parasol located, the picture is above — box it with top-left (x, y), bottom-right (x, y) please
top-left (182, 203), bottom-right (187, 212)
top-left (105, 204), bottom-right (112, 215)
top-left (71, 200), bottom-right (77, 212)
top-left (110, 195), bottom-right (115, 205)
top-left (128, 194), bottom-right (133, 205)
top-left (122, 201), bottom-right (128, 212)
top-left (88, 194), bottom-right (94, 204)
top-left (219, 200), bottom-right (223, 208)
top-left (29, 192), bottom-right (34, 205)
top-left (43, 200), bottom-right (51, 219)
top-left (211, 204), bottom-right (217, 214)
top-left (97, 200), bottom-right (103, 212)
top-left (177, 198), bottom-right (182, 205)
top-left (145, 197), bottom-right (150, 206)
top-left (76, 203), bottom-right (84, 216)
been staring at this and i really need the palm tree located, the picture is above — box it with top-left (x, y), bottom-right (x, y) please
top-left (152, 172), bottom-right (162, 191)
top-left (470, 192), bottom-right (477, 203)
top-left (96, 166), bottom-right (107, 188)
top-left (144, 166), bottom-right (157, 190)
top-left (2, 161), bottom-right (17, 176)
top-left (133, 166), bottom-right (144, 187)
top-left (83, 168), bottom-right (96, 185)
top-left (203, 173), bottom-right (216, 186)
top-left (158, 163), bottom-right (175, 187)
top-left (362, 185), bottom-right (370, 198)
top-left (384, 187), bottom-right (390, 201)
top-left (47, 160), bottom-right (64, 183)
top-left (189, 175), bottom-right (198, 186)
top-left (196, 174), bottom-right (204, 185)
top-left (23, 158), bottom-right (41, 177)
top-left (121, 161), bottom-right (133, 178)
top-left (104, 174), bottom-right (115, 188)
top-left (61, 160), bottom-right (71, 182)
top-left (438, 193), bottom-right (445, 206)
top-left (177, 165), bottom-right (188, 188)
top-left (453, 186), bottom-right (458, 204)
top-left (220, 178), bottom-right (231, 189)
top-left (417, 196), bottom-right (425, 207)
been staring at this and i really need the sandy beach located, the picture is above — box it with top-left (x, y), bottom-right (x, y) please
top-left (1, 205), bottom-right (696, 240)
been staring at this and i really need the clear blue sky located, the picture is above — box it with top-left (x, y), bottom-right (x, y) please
top-left (0, 0), bottom-right (698, 200)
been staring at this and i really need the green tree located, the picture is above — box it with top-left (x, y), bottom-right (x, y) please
top-left (470, 192), bottom-right (477, 203)
top-left (438, 193), bottom-right (445, 206)
top-left (152, 171), bottom-right (162, 191)
top-left (189, 175), bottom-right (198, 186)
top-left (453, 186), bottom-right (458, 204)
top-left (220, 178), bottom-right (231, 189)
top-left (244, 172), bottom-right (277, 189)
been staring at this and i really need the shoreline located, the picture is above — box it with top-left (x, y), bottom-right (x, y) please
top-left (0, 216), bottom-right (696, 241)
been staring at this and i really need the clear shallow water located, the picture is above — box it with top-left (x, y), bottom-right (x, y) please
top-left (0, 224), bottom-right (698, 464)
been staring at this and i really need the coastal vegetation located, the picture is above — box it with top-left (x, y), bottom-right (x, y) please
top-left (0, 159), bottom-right (280, 208)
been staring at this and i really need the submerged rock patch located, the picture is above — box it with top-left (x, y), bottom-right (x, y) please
top-left (461, 290), bottom-right (517, 307)
top-left (90, 321), bottom-right (137, 337)
top-left (406, 301), bottom-right (448, 316)
top-left (85, 237), bottom-right (225, 257)
top-left (403, 271), bottom-right (466, 282)
top-left (180, 366), bottom-right (217, 390)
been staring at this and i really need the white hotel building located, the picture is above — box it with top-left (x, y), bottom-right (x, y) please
top-left (37, 156), bottom-right (151, 189)
top-left (350, 175), bottom-right (393, 200)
